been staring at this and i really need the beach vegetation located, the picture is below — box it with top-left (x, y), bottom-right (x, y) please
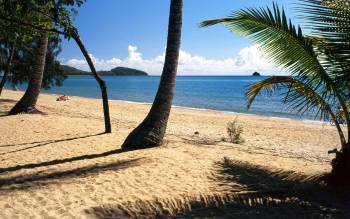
top-left (225, 118), bottom-right (244, 144)
top-left (0, 31), bottom-right (17, 96)
top-left (9, 31), bottom-right (49, 114)
top-left (0, 0), bottom-right (112, 133)
top-left (61, 65), bottom-right (148, 76)
top-left (201, 0), bottom-right (350, 187)
top-left (1, 33), bottom-right (67, 93)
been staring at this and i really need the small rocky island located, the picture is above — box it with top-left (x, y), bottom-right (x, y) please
top-left (61, 65), bottom-right (148, 76)
top-left (252, 72), bottom-right (261, 76)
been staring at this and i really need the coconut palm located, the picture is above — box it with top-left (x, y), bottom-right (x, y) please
top-left (9, 31), bottom-right (48, 114)
top-left (122, 0), bottom-right (183, 150)
top-left (0, 40), bottom-right (16, 96)
top-left (0, 19), bottom-right (20, 96)
top-left (201, 1), bottom-right (350, 187)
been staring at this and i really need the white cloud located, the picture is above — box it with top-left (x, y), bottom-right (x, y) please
top-left (64, 45), bottom-right (285, 75)
top-left (128, 45), bottom-right (142, 61)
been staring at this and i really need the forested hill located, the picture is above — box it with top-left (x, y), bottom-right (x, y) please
top-left (61, 65), bottom-right (149, 76)
top-left (61, 65), bottom-right (90, 75)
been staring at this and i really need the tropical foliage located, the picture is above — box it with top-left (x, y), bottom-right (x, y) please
top-left (226, 118), bottom-right (244, 144)
top-left (0, 0), bottom-right (112, 133)
top-left (201, 0), bottom-right (350, 186)
top-left (3, 35), bottom-right (67, 90)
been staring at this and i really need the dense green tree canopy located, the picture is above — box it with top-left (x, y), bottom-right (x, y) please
top-left (4, 35), bottom-right (67, 89)
top-left (0, 0), bottom-right (112, 133)
top-left (0, 0), bottom-right (80, 90)
top-left (0, 0), bottom-right (85, 38)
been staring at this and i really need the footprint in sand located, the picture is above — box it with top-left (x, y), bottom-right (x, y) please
top-left (36, 196), bottom-right (48, 206)
top-left (62, 200), bottom-right (72, 206)
top-left (38, 210), bottom-right (50, 218)
top-left (84, 184), bottom-right (95, 193)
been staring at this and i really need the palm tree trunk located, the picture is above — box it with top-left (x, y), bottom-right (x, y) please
top-left (329, 108), bottom-right (347, 148)
top-left (329, 145), bottom-right (350, 187)
top-left (72, 31), bottom-right (112, 133)
top-left (122, 0), bottom-right (183, 150)
top-left (326, 101), bottom-right (350, 187)
top-left (328, 102), bottom-right (350, 187)
top-left (345, 114), bottom-right (350, 150)
top-left (0, 41), bottom-right (17, 96)
top-left (337, 96), bottom-right (350, 148)
top-left (9, 31), bottom-right (48, 114)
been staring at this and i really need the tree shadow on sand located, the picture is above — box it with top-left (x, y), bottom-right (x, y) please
top-left (0, 98), bottom-right (16, 116)
top-left (0, 158), bottom-right (144, 192)
top-left (0, 134), bottom-right (150, 192)
top-left (0, 133), bottom-right (105, 156)
top-left (0, 98), bottom-right (17, 104)
top-left (0, 148), bottom-right (124, 175)
top-left (87, 157), bottom-right (350, 218)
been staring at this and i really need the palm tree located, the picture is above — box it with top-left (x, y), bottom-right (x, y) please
top-left (72, 30), bottom-right (112, 133)
top-left (201, 1), bottom-right (350, 187)
top-left (0, 39), bottom-right (17, 96)
top-left (0, 4), bottom-right (113, 133)
top-left (122, 0), bottom-right (183, 150)
top-left (9, 31), bottom-right (48, 114)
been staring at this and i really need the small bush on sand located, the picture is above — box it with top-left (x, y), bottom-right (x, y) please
top-left (225, 118), bottom-right (244, 144)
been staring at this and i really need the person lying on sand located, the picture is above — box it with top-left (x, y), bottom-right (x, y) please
top-left (56, 94), bottom-right (69, 101)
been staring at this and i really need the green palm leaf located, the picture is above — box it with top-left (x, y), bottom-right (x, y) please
top-left (246, 76), bottom-right (334, 120)
top-left (300, 0), bottom-right (350, 89)
top-left (201, 2), bottom-right (350, 146)
top-left (201, 2), bottom-right (350, 133)
top-left (246, 76), bottom-right (346, 145)
top-left (201, 3), bottom-right (338, 94)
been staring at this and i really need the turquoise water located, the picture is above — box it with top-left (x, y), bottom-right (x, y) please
top-left (10, 76), bottom-right (318, 120)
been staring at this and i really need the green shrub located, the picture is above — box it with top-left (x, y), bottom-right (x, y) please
top-left (226, 118), bottom-right (244, 144)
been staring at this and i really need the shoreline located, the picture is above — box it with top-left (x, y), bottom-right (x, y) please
top-left (3, 88), bottom-right (327, 124)
top-left (115, 100), bottom-right (326, 125)
top-left (48, 91), bottom-right (326, 125)
top-left (6, 75), bottom-right (321, 123)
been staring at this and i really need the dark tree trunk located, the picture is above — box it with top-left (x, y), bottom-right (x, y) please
top-left (0, 41), bottom-right (17, 96)
top-left (329, 146), bottom-right (350, 188)
top-left (122, 0), bottom-right (183, 150)
top-left (9, 31), bottom-right (48, 114)
top-left (72, 31), bottom-right (112, 133)
top-left (327, 109), bottom-right (350, 188)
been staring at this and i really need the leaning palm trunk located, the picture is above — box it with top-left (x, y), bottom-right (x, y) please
top-left (9, 31), bottom-right (48, 114)
top-left (122, 0), bottom-right (183, 150)
top-left (72, 31), bottom-right (112, 133)
top-left (0, 41), bottom-right (16, 96)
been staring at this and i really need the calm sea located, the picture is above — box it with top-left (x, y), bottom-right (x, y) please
top-left (11, 76), bottom-right (319, 120)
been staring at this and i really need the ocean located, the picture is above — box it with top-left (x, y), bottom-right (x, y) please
top-left (10, 75), bottom-right (319, 120)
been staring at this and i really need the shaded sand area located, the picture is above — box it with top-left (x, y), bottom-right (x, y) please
top-left (0, 90), bottom-right (349, 218)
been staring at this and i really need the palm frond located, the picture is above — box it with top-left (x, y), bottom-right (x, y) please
top-left (201, 2), bottom-right (350, 122)
top-left (246, 76), bottom-right (337, 121)
top-left (200, 18), bottom-right (235, 28)
top-left (300, 0), bottom-right (350, 81)
top-left (201, 3), bottom-right (338, 94)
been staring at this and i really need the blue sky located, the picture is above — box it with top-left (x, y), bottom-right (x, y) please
top-left (61, 0), bottom-right (299, 75)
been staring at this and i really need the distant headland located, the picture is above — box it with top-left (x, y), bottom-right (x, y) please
top-left (252, 72), bottom-right (261, 76)
top-left (61, 65), bottom-right (149, 76)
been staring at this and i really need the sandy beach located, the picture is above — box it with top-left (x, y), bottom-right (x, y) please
top-left (0, 90), bottom-right (348, 218)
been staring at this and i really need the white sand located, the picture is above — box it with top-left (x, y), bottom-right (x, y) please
top-left (0, 90), bottom-right (343, 218)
